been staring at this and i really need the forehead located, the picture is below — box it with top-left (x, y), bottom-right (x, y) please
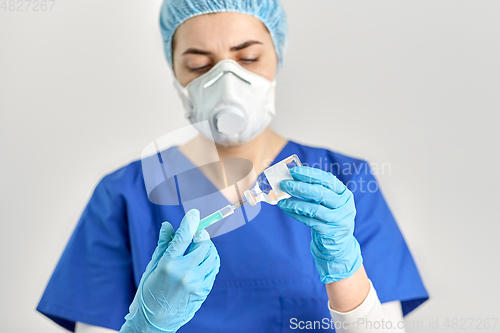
top-left (173, 12), bottom-right (270, 48)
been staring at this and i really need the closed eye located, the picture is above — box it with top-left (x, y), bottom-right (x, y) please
top-left (190, 58), bottom-right (258, 72)
top-left (240, 58), bottom-right (258, 63)
top-left (189, 65), bottom-right (210, 72)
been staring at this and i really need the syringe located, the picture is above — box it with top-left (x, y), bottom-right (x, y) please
top-left (197, 199), bottom-right (247, 232)
top-left (170, 200), bottom-right (247, 240)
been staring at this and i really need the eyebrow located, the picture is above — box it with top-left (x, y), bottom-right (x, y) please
top-left (182, 40), bottom-right (263, 56)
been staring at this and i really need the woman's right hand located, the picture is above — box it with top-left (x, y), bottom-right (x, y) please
top-left (120, 209), bottom-right (220, 333)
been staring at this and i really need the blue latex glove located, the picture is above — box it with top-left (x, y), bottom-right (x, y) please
top-left (278, 166), bottom-right (363, 284)
top-left (120, 209), bottom-right (220, 333)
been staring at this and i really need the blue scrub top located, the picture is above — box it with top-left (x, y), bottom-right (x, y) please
top-left (37, 140), bottom-right (428, 332)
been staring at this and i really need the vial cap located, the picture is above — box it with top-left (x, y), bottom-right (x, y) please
top-left (244, 190), bottom-right (257, 207)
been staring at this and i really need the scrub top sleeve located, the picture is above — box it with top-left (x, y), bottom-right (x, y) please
top-left (348, 161), bottom-right (429, 316)
top-left (37, 176), bottom-right (136, 332)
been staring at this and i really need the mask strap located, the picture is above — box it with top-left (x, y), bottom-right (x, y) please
top-left (172, 78), bottom-right (194, 118)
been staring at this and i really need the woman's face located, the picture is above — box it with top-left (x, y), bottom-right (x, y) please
top-left (172, 12), bottom-right (278, 87)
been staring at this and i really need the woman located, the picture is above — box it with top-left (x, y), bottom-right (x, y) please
top-left (37, 1), bottom-right (428, 332)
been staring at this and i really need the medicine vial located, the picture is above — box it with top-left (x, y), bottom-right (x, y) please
top-left (244, 154), bottom-right (302, 206)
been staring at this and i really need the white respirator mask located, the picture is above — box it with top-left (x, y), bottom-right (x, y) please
top-left (173, 59), bottom-right (277, 146)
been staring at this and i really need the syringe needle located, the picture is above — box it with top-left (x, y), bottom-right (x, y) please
top-left (232, 199), bottom-right (247, 210)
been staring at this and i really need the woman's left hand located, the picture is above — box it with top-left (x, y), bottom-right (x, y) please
top-left (278, 166), bottom-right (363, 284)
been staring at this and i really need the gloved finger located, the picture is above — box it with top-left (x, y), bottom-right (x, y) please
top-left (205, 255), bottom-right (220, 282)
top-left (278, 206), bottom-right (332, 234)
top-left (150, 221), bottom-right (175, 263)
top-left (188, 247), bottom-right (220, 285)
top-left (185, 243), bottom-right (213, 268)
top-left (280, 179), bottom-right (352, 209)
top-left (195, 258), bottom-right (220, 297)
top-left (289, 166), bottom-right (347, 195)
top-left (184, 256), bottom-right (220, 299)
top-left (164, 209), bottom-right (200, 258)
top-left (191, 245), bottom-right (219, 275)
top-left (278, 198), bottom-right (355, 224)
top-left (200, 263), bottom-right (219, 295)
top-left (183, 229), bottom-right (211, 261)
top-left (198, 244), bottom-right (219, 270)
top-left (280, 207), bottom-right (355, 240)
top-left (193, 229), bottom-right (210, 244)
top-left (183, 233), bottom-right (214, 266)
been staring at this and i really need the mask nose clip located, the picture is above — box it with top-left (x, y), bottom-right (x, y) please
top-left (214, 105), bottom-right (247, 136)
top-left (203, 70), bottom-right (251, 89)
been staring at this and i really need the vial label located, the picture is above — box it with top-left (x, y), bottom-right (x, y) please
top-left (263, 161), bottom-right (294, 196)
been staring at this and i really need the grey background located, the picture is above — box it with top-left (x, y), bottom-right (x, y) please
top-left (1, 0), bottom-right (499, 332)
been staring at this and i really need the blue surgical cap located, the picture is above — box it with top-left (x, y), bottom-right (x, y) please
top-left (159, 0), bottom-right (288, 70)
